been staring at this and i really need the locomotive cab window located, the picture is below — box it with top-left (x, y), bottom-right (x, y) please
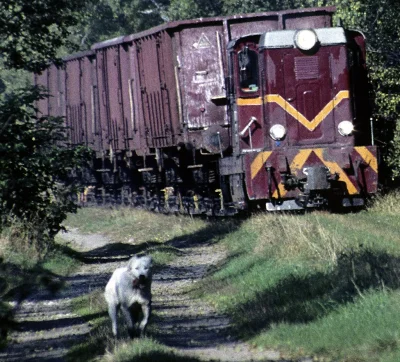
top-left (238, 46), bottom-right (259, 92)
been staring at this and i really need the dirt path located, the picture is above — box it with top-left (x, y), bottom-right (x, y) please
top-left (0, 228), bottom-right (284, 362)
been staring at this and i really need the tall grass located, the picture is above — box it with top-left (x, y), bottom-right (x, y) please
top-left (197, 192), bottom-right (400, 361)
top-left (65, 207), bottom-right (210, 244)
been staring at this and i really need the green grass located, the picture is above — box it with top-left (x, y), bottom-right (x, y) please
top-left (252, 289), bottom-right (400, 361)
top-left (65, 207), bottom-right (210, 244)
top-left (102, 338), bottom-right (204, 362)
top-left (195, 192), bottom-right (400, 362)
top-left (0, 231), bottom-right (81, 347)
top-left (69, 289), bottom-right (204, 362)
top-left (64, 206), bottom-right (237, 269)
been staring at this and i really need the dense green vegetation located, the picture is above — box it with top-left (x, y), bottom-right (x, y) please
top-left (0, 0), bottom-right (91, 255)
top-left (0, 0), bottom-right (91, 348)
top-left (0, 88), bottom-right (91, 253)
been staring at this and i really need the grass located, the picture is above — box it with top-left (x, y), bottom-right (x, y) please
top-left (68, 289), bottom-right (205, 362)
top-left (194, 192), bottom-right (400, 361)
top-left (252, 289), bottom-right (400, 361)
top-left (65, 206), bottom-right (210, 244)
top-left (102, 338), bottom-right (204, 362)
top-left (0, 227), bottom-right (81, 347)
top-left (64, 206), bottom-right (237, 269)
top-left (67, 289), bottom-right (110, 362)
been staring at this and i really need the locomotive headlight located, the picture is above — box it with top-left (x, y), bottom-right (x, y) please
top-left (338, 120), bottom-right (354, 136)
top-left (294, 29), bottom-right (318, 51)
top-left (270, 124), bottom-right (287, 140)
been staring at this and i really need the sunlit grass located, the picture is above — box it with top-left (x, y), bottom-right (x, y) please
top-left (69, 289), bottom-right (203, 362)
top-left (196, 192), bottom-right (400, 361)
top-left (252, 289), bottom-right (400, 362)
top-left (65, 207), bottom-right (209, 244)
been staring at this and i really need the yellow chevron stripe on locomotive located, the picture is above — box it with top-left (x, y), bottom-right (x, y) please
top-left (237, 91), bottom-right (350, 131)
top-left (246, 146), bottom-right (378, 201)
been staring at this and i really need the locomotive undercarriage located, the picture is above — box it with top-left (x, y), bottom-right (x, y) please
top-left (266, 165), bottom-right (367, 211)
top-left (78, 149), bottom-right (239, 216)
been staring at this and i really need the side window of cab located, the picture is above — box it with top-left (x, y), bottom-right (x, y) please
top-left (238, 46), bottom-right (259, 93)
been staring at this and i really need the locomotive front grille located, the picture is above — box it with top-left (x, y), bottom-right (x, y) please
top-left (295, 56), bottom-right (319, 80)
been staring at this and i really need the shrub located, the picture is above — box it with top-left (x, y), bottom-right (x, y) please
top-left (0, 87), bottom-right (91, 255)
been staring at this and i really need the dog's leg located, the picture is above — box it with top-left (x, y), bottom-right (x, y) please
top-left (139, 301), bottom-right (151, 337)
top-left (121, 305), bottom-right (135, 338)
top-left (108, 303), bottom-right (119, 338)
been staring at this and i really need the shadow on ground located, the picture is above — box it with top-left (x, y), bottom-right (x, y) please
top-left (59, 218), bottom-right (240, 265)
top-left (221, 248), bottom-right (400, 338)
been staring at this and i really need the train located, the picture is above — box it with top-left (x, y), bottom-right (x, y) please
top-left (35, 6), bottom-right (378, 215)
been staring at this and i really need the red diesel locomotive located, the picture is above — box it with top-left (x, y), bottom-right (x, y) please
top-left (35, 6), bottom-right (378, 214)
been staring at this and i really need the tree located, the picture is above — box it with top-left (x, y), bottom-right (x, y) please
top-left (0, 88), bottom-right (91, 252)
top-left (71, 0), bottom-right (170, 49)
top-left (0, 0), bottom-right (88, 72)
top-left (332, 0), bottom-right (400, 180)
top-left (0, 0), bottom-right (91, 254)
top-left (167, 0), bottom-right (222, 21)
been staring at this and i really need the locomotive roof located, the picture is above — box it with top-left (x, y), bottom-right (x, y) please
top-left (91, 6), bottom-right (336, 50)
top-left (259, 27), bottom-right (347, 49)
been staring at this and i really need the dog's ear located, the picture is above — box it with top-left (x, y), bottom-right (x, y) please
top-left (127, 256), bottom-right (138, 270)
top-left (145, 256), bottom-right (152, 266)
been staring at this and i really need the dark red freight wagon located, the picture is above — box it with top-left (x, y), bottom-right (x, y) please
top-left (34, 6), bottom-right (378, 213)
top-left (63, 51), bottom-right (98, 150)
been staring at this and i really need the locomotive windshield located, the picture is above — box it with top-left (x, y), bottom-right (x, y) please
top-left (238, 46), bottom-right (259, 92)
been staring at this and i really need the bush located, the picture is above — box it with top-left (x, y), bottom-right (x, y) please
top-left (0, 86), bottom-right (91, 255)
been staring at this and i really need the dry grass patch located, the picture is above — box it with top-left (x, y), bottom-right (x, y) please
top-left (65, 207), bottom-right (209, 245)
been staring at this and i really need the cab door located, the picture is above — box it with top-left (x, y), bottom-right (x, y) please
top-left (283, 49), bottom-right (336, 146)
top-left (233, 36), bottom-right (264, 153)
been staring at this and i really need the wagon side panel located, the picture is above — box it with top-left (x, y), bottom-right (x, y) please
top-left (178, 23), bottom-right (227, 129)
top-left (136, 31), bottom-right (178, 149)
top-left (65, 59), bottom-right (82, 146)
top-left (228, 16), bottom-right (279, 39)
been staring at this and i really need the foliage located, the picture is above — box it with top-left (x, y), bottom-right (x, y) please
top-left (324, 0), bottom-right (400, 180)
top-left (71, 0), bottom-right (170, 49)
top-left (0, 87), bottom-right (91, 254)
top-left (0, 0), bottom-right (88, 72)
top-left (167, 0), bottom-right (222, 21)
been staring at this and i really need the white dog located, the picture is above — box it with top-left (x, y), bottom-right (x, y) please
top-left (104, 255), bottom-right (152, 338)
